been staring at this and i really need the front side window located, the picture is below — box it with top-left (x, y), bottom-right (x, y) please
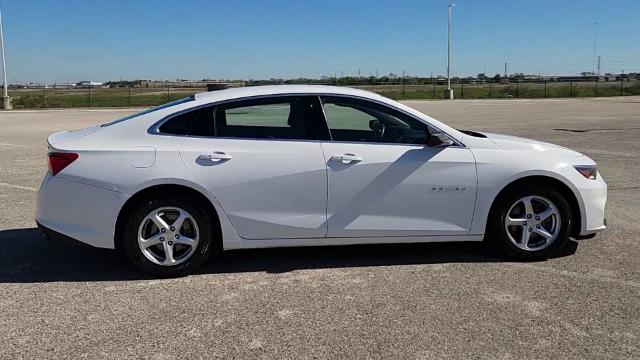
top-left (321, 96), bottom-right (428, 145)
top-left (215, 96), bottom-right (330, 140)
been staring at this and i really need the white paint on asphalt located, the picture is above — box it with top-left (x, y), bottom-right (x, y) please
top-left (0, 182), bottom-right (37, 192)
top-left (0, 142), bottom-right (28, 147)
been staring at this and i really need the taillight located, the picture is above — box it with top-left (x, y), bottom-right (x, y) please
top-left (48, 152), bottom-right (79, 176)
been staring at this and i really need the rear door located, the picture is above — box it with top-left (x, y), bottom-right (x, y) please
top-left (178, 95), bottom-right (331, 239)
top-left (319, 96), bottom-right (477, 238)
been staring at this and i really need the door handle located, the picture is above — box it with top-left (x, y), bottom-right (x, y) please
top-left (330, 153), bottom-right (363, 164)
top-left (197, 152), bottom-right (232, 161)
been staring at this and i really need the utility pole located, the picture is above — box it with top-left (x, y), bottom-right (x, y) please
top-left (0, 4), bottom-right (11, 109)
top-left (445, 3), bottom-right (455, 99)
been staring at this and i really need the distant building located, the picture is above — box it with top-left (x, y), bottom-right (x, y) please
top-left (76, 81), bottom-right (103, 87)
top-left (138, 79), bottom-right (245, 88)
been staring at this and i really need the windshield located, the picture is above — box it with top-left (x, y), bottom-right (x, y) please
top-left (100, 96), bottom-right (195, 127)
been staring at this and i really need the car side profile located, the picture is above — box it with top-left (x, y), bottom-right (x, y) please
top-left (36, 85), bottom-right (607, 276)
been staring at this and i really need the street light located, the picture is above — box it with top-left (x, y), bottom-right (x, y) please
top-left (446, 3), bottom-right (455, 100)
top-left (0, 4), bottom-right (11, 109)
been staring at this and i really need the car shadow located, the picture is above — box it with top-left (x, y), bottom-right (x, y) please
top-left (0, 228), bottom-right (577, 283)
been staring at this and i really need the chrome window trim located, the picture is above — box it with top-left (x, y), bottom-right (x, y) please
top-left (146, 92), bottom-right (466, 148)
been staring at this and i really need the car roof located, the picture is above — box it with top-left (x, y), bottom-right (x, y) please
top-left (193, 85), bottom-right (386, 102)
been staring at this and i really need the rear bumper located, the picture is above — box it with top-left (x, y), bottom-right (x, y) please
top-left (36, 173), bottom-right (124, 249)
top-left (37, 221), bottom-right (85, 246)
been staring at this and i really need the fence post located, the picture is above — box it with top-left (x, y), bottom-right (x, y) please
top-left (489, 80), bottom-right (493, 98)
top-left (128, 84), bottom-right (132, 106)
top-left (432, 81), bottom-right (436, 99)
top-left (544, 80), bottom-right (547, 98)
top-left (570, 81), bottom-right (573, 97)
top-left (43, 86), bottom-right (47, 108)
top-left (620, 78), bottom-right (624, 96)
top-left (595, 80), bottom-right (598, 97)
top-left (166, 81), bottom-right (169, 102)
top-left (516, 79), bottom-right (519, 98)
top-left (461, 82), bottom-right (464, 99)
top-left (89, 86), bottom-right (92, 107)
top-left (401, 70), bottom-right (405, 97)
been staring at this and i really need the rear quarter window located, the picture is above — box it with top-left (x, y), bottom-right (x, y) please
top-left (158, 109), bottom-right (201, 135)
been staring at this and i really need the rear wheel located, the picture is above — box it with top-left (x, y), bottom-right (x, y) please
top-left (488, 185), bottom-right (572, 260)
top-left (123, 196), bottom-right (214, 277)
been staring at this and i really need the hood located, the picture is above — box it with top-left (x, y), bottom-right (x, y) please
top-left (481, 132), bottom-right (584, 157)
top-left (47, 125), bottom-right (100, 146)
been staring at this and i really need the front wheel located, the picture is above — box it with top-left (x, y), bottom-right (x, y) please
top-left (123, 196), bottom-right (214, 277)
top-left (488, 185), bottom-right (572, 260)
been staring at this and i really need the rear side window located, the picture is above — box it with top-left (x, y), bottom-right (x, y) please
top-left (225, 103), bottom-right (291, 127)
top-left (215, 96), bottom-right (330, 140)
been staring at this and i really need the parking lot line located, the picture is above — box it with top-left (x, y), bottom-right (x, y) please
top-left (0, 182), bottom-right (37, 191)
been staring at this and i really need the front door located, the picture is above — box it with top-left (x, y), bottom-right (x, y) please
top-left (180, 96), bottom-right (330, 239)
top-left (319, 96), bottom-right (477, 237)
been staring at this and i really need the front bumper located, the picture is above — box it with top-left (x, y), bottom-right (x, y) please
top-left (575, 174), bottom-right (607, 236)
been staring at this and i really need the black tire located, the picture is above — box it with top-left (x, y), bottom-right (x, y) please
top-left (487, 185), bottom-right (572, 260)
top-left (123, 196), bottom-right (214, 277)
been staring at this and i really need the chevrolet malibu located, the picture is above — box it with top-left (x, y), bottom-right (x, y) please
top-left (36, 85), bottom-right (607, 276)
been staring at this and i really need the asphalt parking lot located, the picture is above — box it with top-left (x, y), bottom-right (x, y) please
top-left (1, 96), bottom-right (639, 359)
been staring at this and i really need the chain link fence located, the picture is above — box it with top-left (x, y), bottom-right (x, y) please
top-left (6, 79), bottom-right (640, 109)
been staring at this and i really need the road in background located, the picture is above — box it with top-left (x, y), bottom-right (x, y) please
top-left (1, 97), bottom-right (639, 359)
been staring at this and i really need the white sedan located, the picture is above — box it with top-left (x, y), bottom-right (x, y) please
top-left (36, 85), bottom-right (607, 276)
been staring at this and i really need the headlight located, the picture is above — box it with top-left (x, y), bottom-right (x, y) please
top-left (574, 165), bottom-right (597, 180)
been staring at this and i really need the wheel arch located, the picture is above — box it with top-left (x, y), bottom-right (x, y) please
top-left (114, 183), bottom-right (223, 252)
top-left (486, 175), bottom-right (582, 237)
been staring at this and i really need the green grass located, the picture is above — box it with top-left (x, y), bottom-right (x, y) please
top-left (6, 81), bottom-right (640, 109)
top-left (8, 88), bottom-right (204, 109)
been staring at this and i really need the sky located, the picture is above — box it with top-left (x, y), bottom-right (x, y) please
top-left (1, 0), bottom-right (639, 83)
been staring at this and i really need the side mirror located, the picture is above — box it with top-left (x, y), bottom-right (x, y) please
top-left (427, 131), bottom-right (454, 147)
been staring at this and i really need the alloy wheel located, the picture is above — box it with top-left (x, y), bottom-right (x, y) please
top-left (504, 195), bottom-right (561, 251)
top-left (137, 206), bottom-right (200, 266)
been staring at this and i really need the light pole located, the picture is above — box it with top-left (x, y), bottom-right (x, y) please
top-left (446, 3), bottom-right (455, 100)
top-left (0, 3), bottom-right (11, 109)
top-left (592, 22), bottom-right (598, 76)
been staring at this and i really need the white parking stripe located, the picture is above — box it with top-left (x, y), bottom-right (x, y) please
top-left (0, 182), bottom-right (37, 191)
top-left (0, 142), bottom-right (28, 147)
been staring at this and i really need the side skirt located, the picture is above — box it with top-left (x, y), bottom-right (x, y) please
top-left (223, 234), bottom-right (484, 250)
